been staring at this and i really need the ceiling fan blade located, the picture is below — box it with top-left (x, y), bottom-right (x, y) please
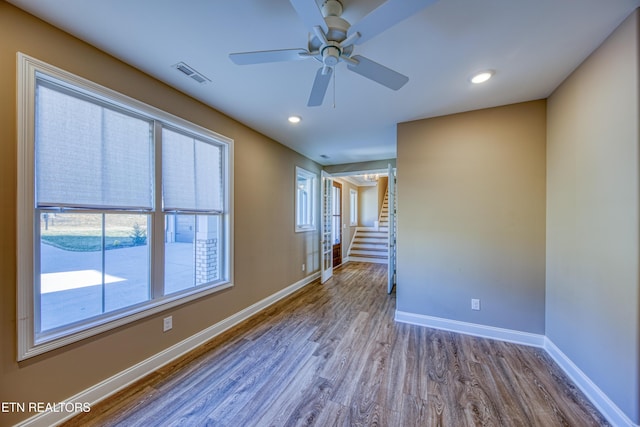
top-left (229, 48), bottom-right (309, 65)
top-left (289, 0), bottom-right (328, 34)
top-left (347, 0), bottom-right (438, 45)
top-left (347, 55), bottom-right (408, 90)
top-left (308, 67), bottom-right (333, 107)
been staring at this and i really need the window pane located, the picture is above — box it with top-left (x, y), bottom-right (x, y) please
top-left (40, 213), bottom-right (103, 331)
top-left (35, 80), bottom-right (153, 209)
top-left (104, 214), bottom-right (150, 311)
top-left (163, 128), bottom-right (222, 211)
top-left (332, 216), bottom-right (341, 244)
top-left (164, 214), bottom-right (221, 295)
top-left (332, 185), bottom-right (341, 244)
top-left (39, 212), bottom-right (151, 333)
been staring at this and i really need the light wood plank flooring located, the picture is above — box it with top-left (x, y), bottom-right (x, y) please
top-left (63, 262), bottom-right (608, 426)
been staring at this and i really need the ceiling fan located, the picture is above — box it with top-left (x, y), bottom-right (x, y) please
top-left (229, 0), bottom-right (438, 107)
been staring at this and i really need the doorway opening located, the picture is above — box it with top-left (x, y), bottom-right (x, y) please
top-left (320, 165), bottom-right (396, 293)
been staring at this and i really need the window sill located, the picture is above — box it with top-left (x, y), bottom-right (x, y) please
top-left (20, 281), bottom-right (233, 361)
top-left (295, 227), bottom-right (316, 233)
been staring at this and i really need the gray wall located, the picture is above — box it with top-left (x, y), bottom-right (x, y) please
top-left (546, 9), bottom-right (639, 423)
top-left (396, 100), bottom-right (547, 333)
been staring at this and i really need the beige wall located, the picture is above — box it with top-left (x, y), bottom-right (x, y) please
top-left (358, 186), bottom-right (378, 227)
top-left (0, 3), bottom-right (320, 425)
top-left (546, 9), bottom-right (639, 423)
top-left (397, 100), bottom-right (547, 333)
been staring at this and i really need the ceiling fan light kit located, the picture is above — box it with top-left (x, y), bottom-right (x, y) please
top-left (229, 0), bottom-right (438, 107)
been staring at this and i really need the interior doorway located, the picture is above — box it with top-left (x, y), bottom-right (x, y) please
top-left (322, 164), bottom-right (396, 293)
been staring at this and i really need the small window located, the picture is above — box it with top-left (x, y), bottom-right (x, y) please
top-left (295, 167), bottom-right (316, 232)
top-left (349, 189), bottom-right (358, 226)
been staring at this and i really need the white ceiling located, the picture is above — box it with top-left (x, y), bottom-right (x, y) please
top-left (8, 0), bottom-right (639, 165)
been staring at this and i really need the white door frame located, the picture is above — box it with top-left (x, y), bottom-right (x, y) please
top-left (321, 170), bottom-right (334, 283)
top-left (387, 164), bottom-right (396, 293)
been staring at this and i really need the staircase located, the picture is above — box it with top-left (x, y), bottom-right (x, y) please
top-left (348, 188), bottom-right (390, 264)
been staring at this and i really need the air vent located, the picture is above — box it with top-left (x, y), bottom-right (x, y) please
top-left (190, 74), bottom-right (207, 84)
top-left (172, 62), bottom-right (211, 84)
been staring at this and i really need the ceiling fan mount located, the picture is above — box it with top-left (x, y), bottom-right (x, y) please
top-left (307, 1), bottom-right (356, 68)
top-left (321, 0), bottom-right (343, 18)
top-left (229, 0), bottom-right (438, 106)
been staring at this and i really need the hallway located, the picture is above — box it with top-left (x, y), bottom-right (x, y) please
top-left (64, 262), bottom-right (607, 426)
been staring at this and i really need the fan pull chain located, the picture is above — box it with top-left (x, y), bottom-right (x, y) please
top-left (332, 66), bottom-right (336, 109)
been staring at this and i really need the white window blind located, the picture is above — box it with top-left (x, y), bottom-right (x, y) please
top-left (162, 127), bottom-right (222, 212)
top-left (35, 79), bottom-right (153, 210)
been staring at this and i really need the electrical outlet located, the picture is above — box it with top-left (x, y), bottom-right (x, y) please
top-left (471, 299), bottom-right (481, 311)
top-left (163, 316), bottom-right (173, 332)
top-left (302, 263), bottom-right (305, 272)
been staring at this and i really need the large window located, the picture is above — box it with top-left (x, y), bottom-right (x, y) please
top-left (17, 54), bottom-right (233, 360)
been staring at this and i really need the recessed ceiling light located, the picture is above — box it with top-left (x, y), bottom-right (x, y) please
top-left (288, 115), bottom-right (301, 124)
top-left (470, 70), bottom-right (494, 84)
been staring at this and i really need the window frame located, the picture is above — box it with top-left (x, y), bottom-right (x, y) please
top-left (349, 188), bottom-right (358, 226)
top-left (294, 166), bottom-right (317, 232)
top-left (17, 53), bottom-right (234, 360)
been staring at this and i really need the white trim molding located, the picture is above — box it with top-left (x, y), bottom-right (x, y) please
top-left (544, 338), bottom-right (639, 427)
top-left (395, 309), bottom-right (638, 427)
top-left (15, 272), bottom-right (320, 427)
top-left (394, 310), bottom-right (546, 347)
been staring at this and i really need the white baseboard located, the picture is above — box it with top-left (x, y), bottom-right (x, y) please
top-left (15, 272), bottom-right (320, 427)
top-left (395, 309), bottom-right (638, 427)
top-left (544, 337), bottom-right (639, 427)
top-left (394, 310), bottom-right (545, 347)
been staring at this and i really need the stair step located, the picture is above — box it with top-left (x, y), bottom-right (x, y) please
top-left (349, 251), bottom-right (388, 258)
top-left (353, 238), bottom-right (389, 246)
top-left (354, 233), bottom-right (389, 241)
top-left (359, 230), bottom-right (387, 235)
top-left (350, 252), bottom-right (388, 259)
top-left (352, 240), bottom-right (387, 246)
top-left (351, 244), bottom-right (387, 251)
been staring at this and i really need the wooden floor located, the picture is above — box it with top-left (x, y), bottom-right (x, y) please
top-left (64, 262), bottom-right (608, 427)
